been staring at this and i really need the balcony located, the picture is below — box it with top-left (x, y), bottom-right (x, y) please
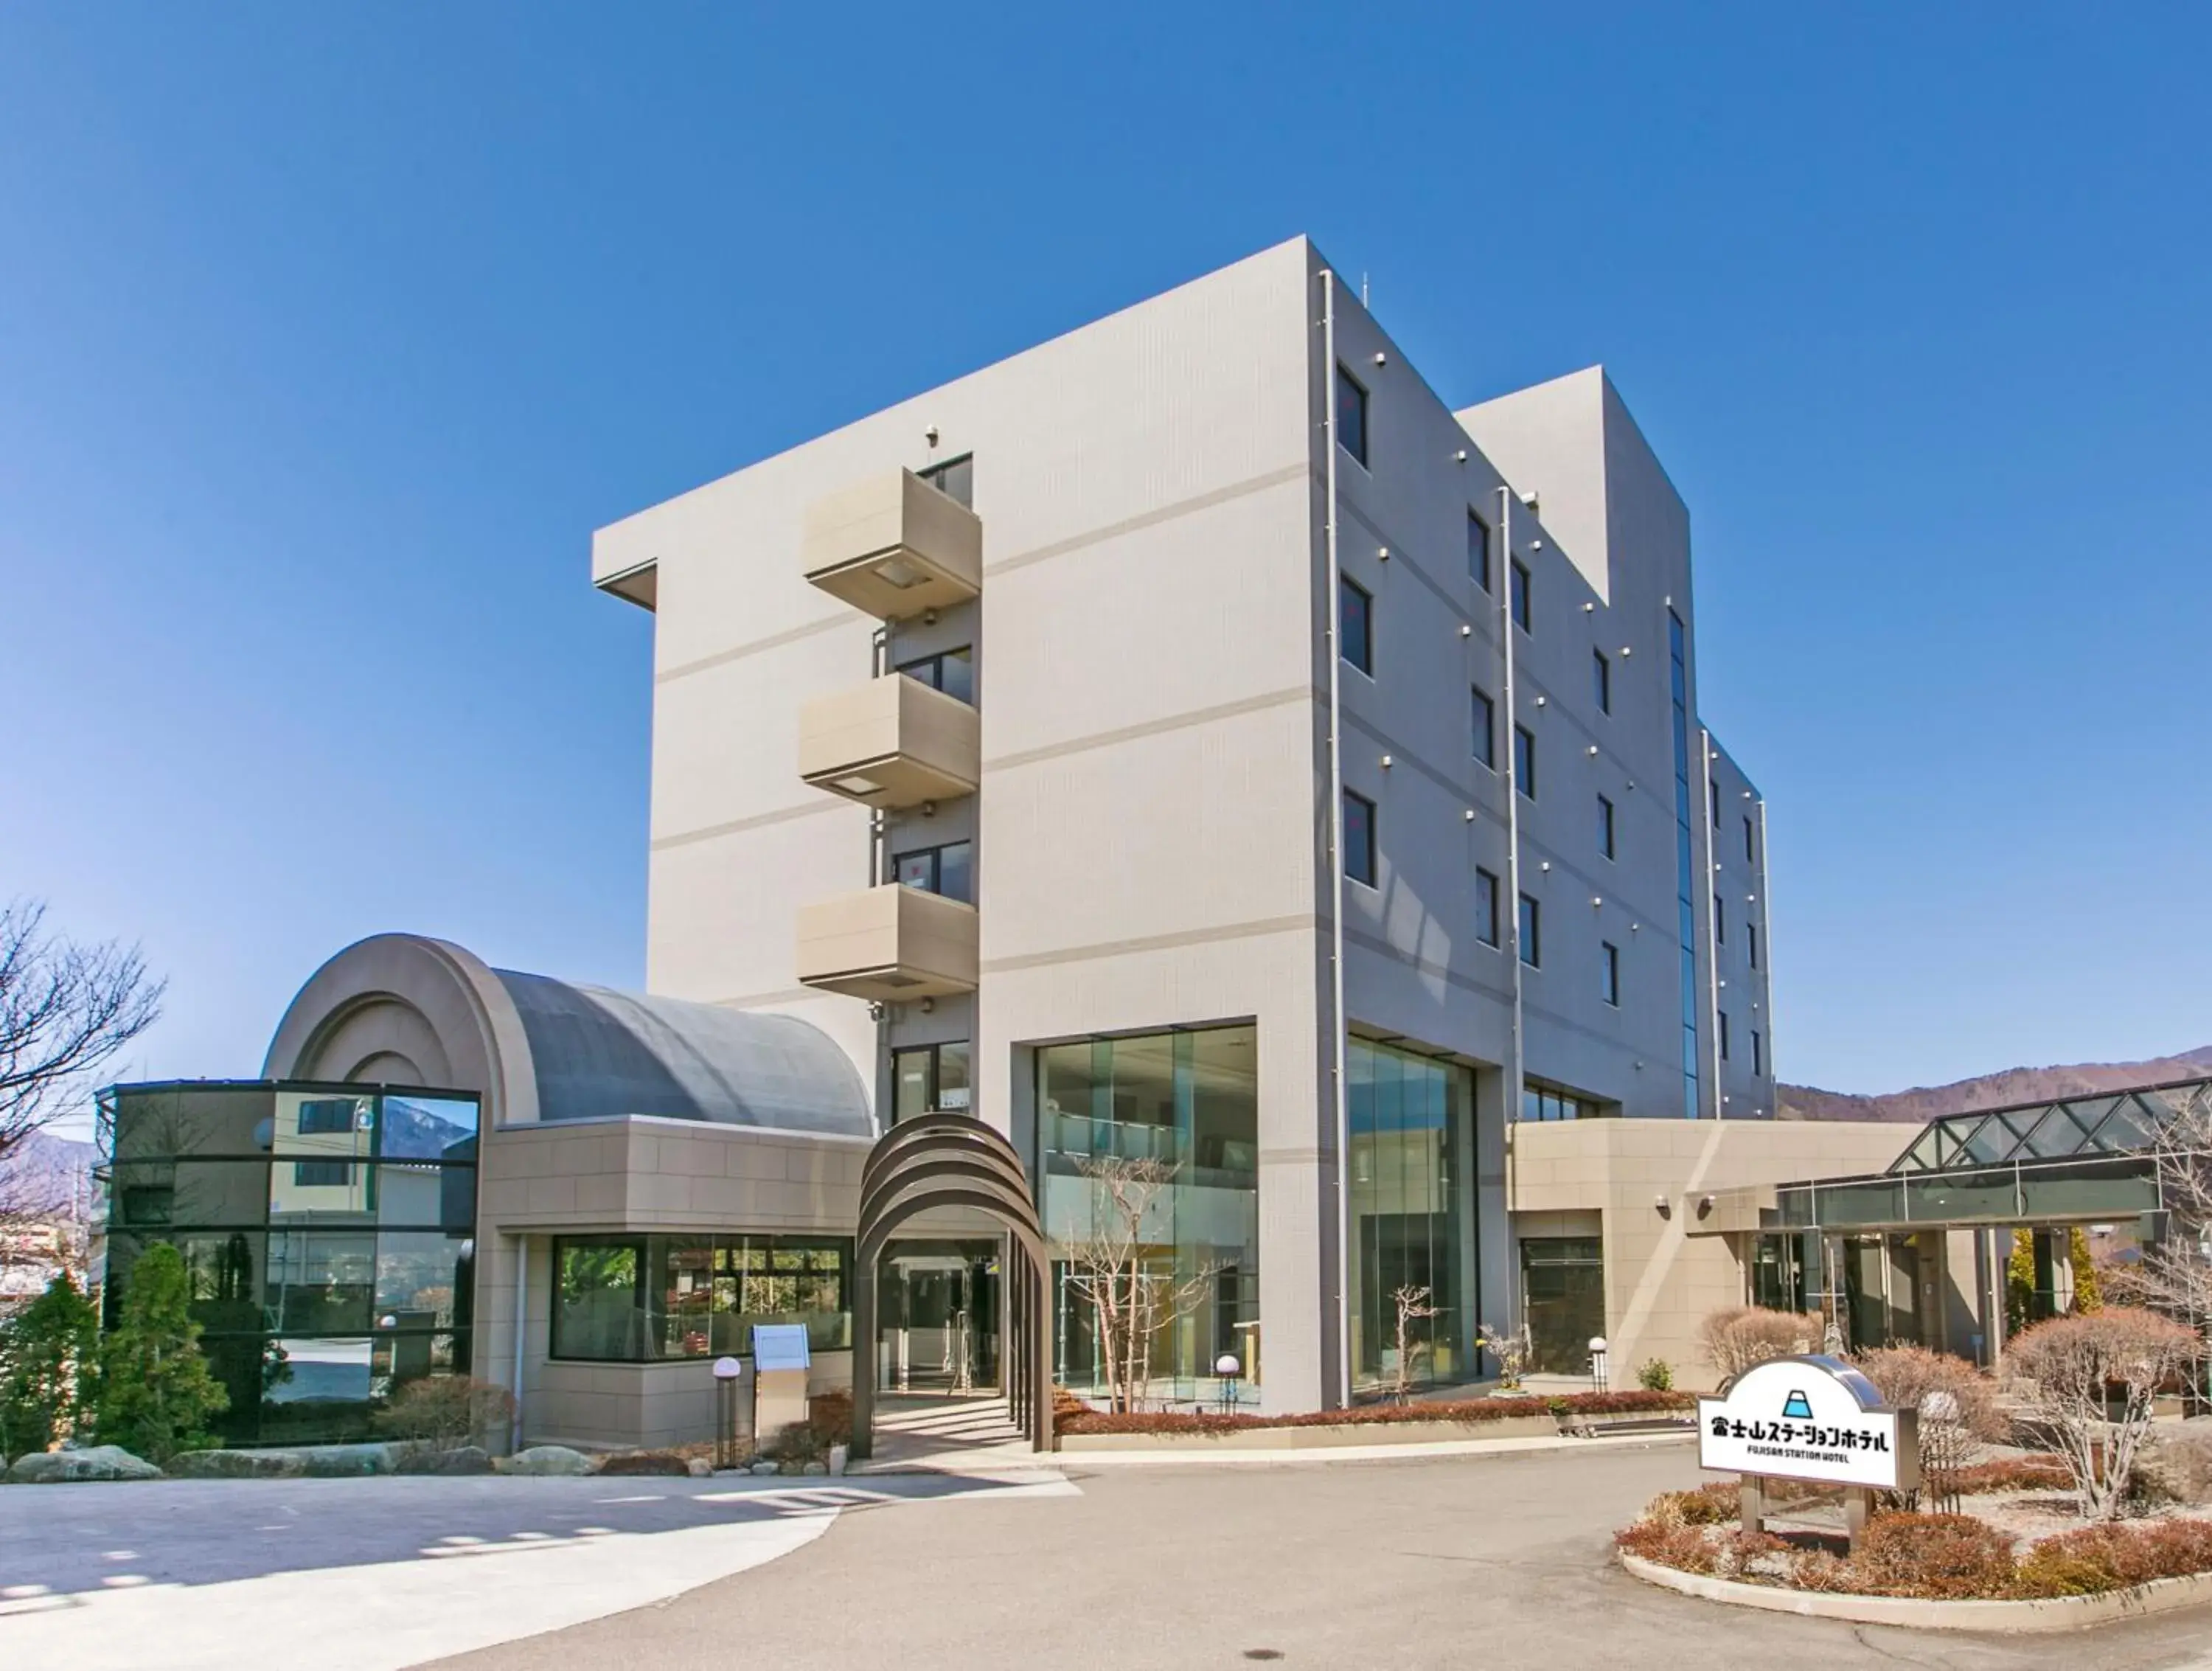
top-left (796, 884), bottom-right (979, 1003)
top-left (799, 673), bottom-right (979, 810)
top-left (801, 469), bottom-right (982, 620)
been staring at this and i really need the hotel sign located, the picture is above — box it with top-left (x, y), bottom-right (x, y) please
top-left (1697, 1355), bottom-right (1918, 1493)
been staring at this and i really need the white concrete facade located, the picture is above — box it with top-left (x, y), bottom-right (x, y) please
top-left (593, 237), bottom-right (1807, 1410)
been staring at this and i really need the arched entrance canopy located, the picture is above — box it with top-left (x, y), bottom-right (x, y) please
top-left (851, 1112), bottom-right (1054, 1459)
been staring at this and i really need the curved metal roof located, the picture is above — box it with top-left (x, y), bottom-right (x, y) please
top-left (491, 970), bottom-right (872, 1137)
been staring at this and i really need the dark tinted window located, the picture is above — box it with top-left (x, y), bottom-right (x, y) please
top-left (1476, 869), bottom-right (1500, 947)
top-left (1593, 649), bottom-right (1611, 714)
top-left (1598, 794), bottom-right (1616, 859)
top-left (1472, 687), bottom-right (1495, 767)
top-left (919, 454), bottom-right (973, 507)
top-left (1468, 512), bottom-right (1491, 591)
top-left (1510, 560), bottom-right (1531, 631)
top-left (897, 646), bottom-right (974, 706)
top-left (1343, 790), bottom-right (1377, 886)
top-left (1514, 725), bottom-right (1536, 799)
top-left (1518, 893), bottom-right (1541, 967)
top-left (1340, 574), bottom-right (1372, 674)
top-left (1601, 942), bottom-right (1621, 1007)
top-left (1336, 365), bottom-right (1368, 466)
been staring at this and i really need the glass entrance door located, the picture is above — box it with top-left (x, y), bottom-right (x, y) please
top-left (878, 1240), bottom-right (1000, 1393)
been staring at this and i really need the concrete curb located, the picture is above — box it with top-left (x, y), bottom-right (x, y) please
top-left (1039, 1429), bottom-right (1695, 1470)
top-left (1059, 1414), bottom-right (1564, 1452)
top-left (1619, 1552), bottom-right (2212, 1633)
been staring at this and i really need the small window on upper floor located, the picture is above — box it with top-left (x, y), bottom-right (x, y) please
top-left (1752, 1029), bottom-right (1765, 1077)
top-left (1711, 776), bottom-right (1722, 829)
top-left (1597, 793), bottom-right (1616, 860)
top-left (1472, 686), bottom-right (1496, 768)
top-left (1744, 815), bottom-right (1756, 864)
top-left (1339, 574), bottom-right (1372, 675)
top-left (1343, 789), bottom-right (1377, 887)
top-left (891, 839), bottom-right (973, 905)
top-left (1476, 867), bottom-right (1500, 948)
top-left (1468, 511), bottom-right (1492, 592)
top-left (1593, 648), bottom-right (1612, 715)
top-left (1336, 365), bottom-right (1368, 468)
top-left (1514, 724), bottom-right (1536, 799)
top-left (896, 646), bottom-right (975, 706)
top-left (918, 454), bottom-right (973, 508)
top-left (1510, 559), bottom-right (1531, 632)
top-left (1714, 893), bottom-right (1727, 945)
top-left (1601, 941), bottom-right (1621, 1007)
top-left (1518, 892), bottom-right (1542, 968)
top-left (1719, 1010), bottom-right (1732, 1062)
top-left (1748, 922), bottom-right (1761, 971)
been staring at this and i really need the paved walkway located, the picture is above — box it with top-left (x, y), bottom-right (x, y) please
top-left (856, 1392), bottom-right (1037, 1473)
top-left (0, 1470), bottom-right (1073, 1670)
top-left (429, 1444), bottom-right (2212, 1671)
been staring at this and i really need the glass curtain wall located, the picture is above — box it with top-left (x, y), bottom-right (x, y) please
top-left (1037, 1025), bottom-right (1259, 1406)
top-left (100, 1081), bottom-right (479, 1447)
top-left (1347, 1038), bottom-right (1470, 1396)
top-left (550, 1234), bottom-right (852, 1361)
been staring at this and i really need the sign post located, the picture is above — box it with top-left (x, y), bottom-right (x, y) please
top-left (1697, 1355), bottom-right (1916, 1552)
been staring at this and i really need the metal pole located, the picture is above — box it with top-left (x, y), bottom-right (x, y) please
top-left (1321, 266), bottom-right (1352, 1410)
top-left (1700, 727), bottom-right (1722, 1118)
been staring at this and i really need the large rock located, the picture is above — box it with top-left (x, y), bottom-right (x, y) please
top-left (2139, 1422), bottom-right (2212, 1504)
top-left (395, 1445), bottom-right (493, 1476)
top-left (296, 1443), bottom-right (395, 1477)
top-left (8, 1445), bottom-right (161, 1484)
top-left (504, 1445), bottom-right (593, 1477)
top-left (166, 1449), bottom-right (307, 1480)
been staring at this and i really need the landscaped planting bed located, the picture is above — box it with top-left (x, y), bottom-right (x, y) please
top-left (1616, 1479), bottom-right (2212, 1601)
top-left (1055, 1389), bottom-right (1691, 1438)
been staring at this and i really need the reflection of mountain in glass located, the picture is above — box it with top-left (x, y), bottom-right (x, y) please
top-left (380, 1097), bottom-right (479, 1163)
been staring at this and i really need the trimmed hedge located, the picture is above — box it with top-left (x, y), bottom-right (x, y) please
top-left (1056, 1389), bottom-right (1691, 1436)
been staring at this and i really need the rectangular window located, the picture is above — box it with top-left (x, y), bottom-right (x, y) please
top-left (1339, 574), bottom-right (1372, 675)
top-left (918, 454), bottom-right (973, 507)
top-left (1472, 686), bottom-right (1495, 768)
top-left (1597, 793), bottom-right (1616, 860)
top-left (1744, 814), bottom-right (1756, 864)
top-left (1343, 790), bottom-right (1377, 886)
top-left (1748, 922), bottom-right (1760, 970)
top-left (1520, 1085), bottom-right (1593, 1123)
top-left (1518, 893), bottom-right (1541, 967)
top-left (1514, 725), bottom-right (1536, 799)
top-left (296, 1098), bottom-right (361, 1136)
top-left (1336, 364), bottom-right (1368, 467)
top-left (891, 841), bottom-right (973, 904)
top-left (1593, 649), bottom-right (1611, 715)
top-left (1601, 942), bottom-right (1621, 1007)
top-left (1467, 511), bottom-right (1492, 591)
top-left (1719, 1010), bottom-right (1732, 1062)
top-left (292, 1159), bottom-right (352, 1188)
top-left (893, 1041), bottom-right (973, 1120)
top-left (1714, 894), bottom-right (1726, 945)
top-left (895, 646), bottom-right (975, 706)
top-left (1752, 1029), bottom-right (1765, 1077)
top-left (1711, 777), bottom-right (1722, 829)
top-left (1510, 559), bottom-right (1531, 632)
top-left (1476, 867), bottom-right (1500, 947)
top-left (552, 1234), bottom-right (853, 1362)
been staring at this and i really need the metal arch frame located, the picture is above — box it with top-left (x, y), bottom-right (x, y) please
top-left (849, 1113), bottom-right (1055, 1459)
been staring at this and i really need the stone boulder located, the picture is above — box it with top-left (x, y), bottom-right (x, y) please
top-left (504, 1445), bottom-right (594, 1477)
top-left (295, 1443), bottom-right (396, 1477)
top-left (2138, 1422), bottom-right (2212, 1504)
top-left (395, 1445), bottom-right (494, 1476)
top-left (8, 1445), bottom-right (162, 1484)
top-left (166, 1449), bottom-right (307, 1480)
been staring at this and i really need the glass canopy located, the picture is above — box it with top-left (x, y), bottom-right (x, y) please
top-left (1888, 1077), bottom-right (2211, 1174)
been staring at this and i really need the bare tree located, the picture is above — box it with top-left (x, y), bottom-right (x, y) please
top-left (1058, 1156), bottom-right (1217, 1414)
top-left (2108, 1079), bottom-right (2212, 1330)
top-left (2006, 1307), bottom-right (2199, 1519)
top-left (1, 900), bottom-right (163, 1165)
top-left (1388, 1284), bottom-right (1442, 1404)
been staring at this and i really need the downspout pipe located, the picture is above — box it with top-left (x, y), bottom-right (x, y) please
top-left (1500, 487), bottom-right (1526, 1149)
top-left (509, 1235), bottom-right (527, 1453)
top-left (1756, 796), bottom-right (1774, 1106)
top-left (1322, 268), bottom-right (1352, 1410)
top-left (1700, 726), bottom-right (1724, 1117)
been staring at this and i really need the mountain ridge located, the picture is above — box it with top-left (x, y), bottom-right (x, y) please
top-left (1780, 1044), bottom-right (2212, 1125)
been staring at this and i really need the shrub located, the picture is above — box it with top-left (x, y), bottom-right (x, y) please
top-left (1950, 1455), bottom-right (2073, 1495)
top-left (1615, 1519), bottom-right (1719, 1574)
top-left (597, 1449), bottom-right (692, 1476)
top-left (97, 1243), bottom-right (228, 1463)
top-left (372, 1376), bottom-right (517, 1445)
top-left (2007, 1307), bottom-right (2200, 1518)
top-left (1637, 1358), bottom-right (1674, 1392)
top-left (1854, 1345), bottom-right (2007, 1509)
top-left (804, 1389), bottom-right (852, 1448)
top-left (1646, 1483), bottom-right (1738, 1527)
top-left (1054, 1387), bottom-right (1691, 1436)
top-left (1697, 1306), bottom-right (1818, 1379)
top-left (1846, 1512), bottom-right (2017, 1600)
top-left (0, 1271), bottom-right (100, 1456)
top-left (2011, 1519), bottom-right (2212, 1596)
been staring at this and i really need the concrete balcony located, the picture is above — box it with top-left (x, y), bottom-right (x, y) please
top-left (801, 469), bottom-right (982, 620)
top-left (799, 673), bottom-right (979, 810)
top-left (795, 885), bottom-right (979, 1003)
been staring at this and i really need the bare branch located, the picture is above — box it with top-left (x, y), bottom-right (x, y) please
top-left (0, 898), bottom-right (164, 1162)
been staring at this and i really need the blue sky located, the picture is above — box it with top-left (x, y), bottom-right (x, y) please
top-left (4, 4), bottom-right (2208, 1127)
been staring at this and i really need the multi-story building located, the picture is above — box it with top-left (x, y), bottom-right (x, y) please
top-left (100, 238), bottom-right (1910, 1451)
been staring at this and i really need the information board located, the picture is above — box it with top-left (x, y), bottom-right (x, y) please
top-left (1697, 1354), bottom-right (1918, 1492)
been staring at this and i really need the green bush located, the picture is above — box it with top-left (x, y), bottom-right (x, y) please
top-left (0, 1272), bottom-right (101, 1456)
top-left (1637, 1358), bottom-right (1674, 1392)
top-left (97, 1243), bottom-right (228, 1463)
